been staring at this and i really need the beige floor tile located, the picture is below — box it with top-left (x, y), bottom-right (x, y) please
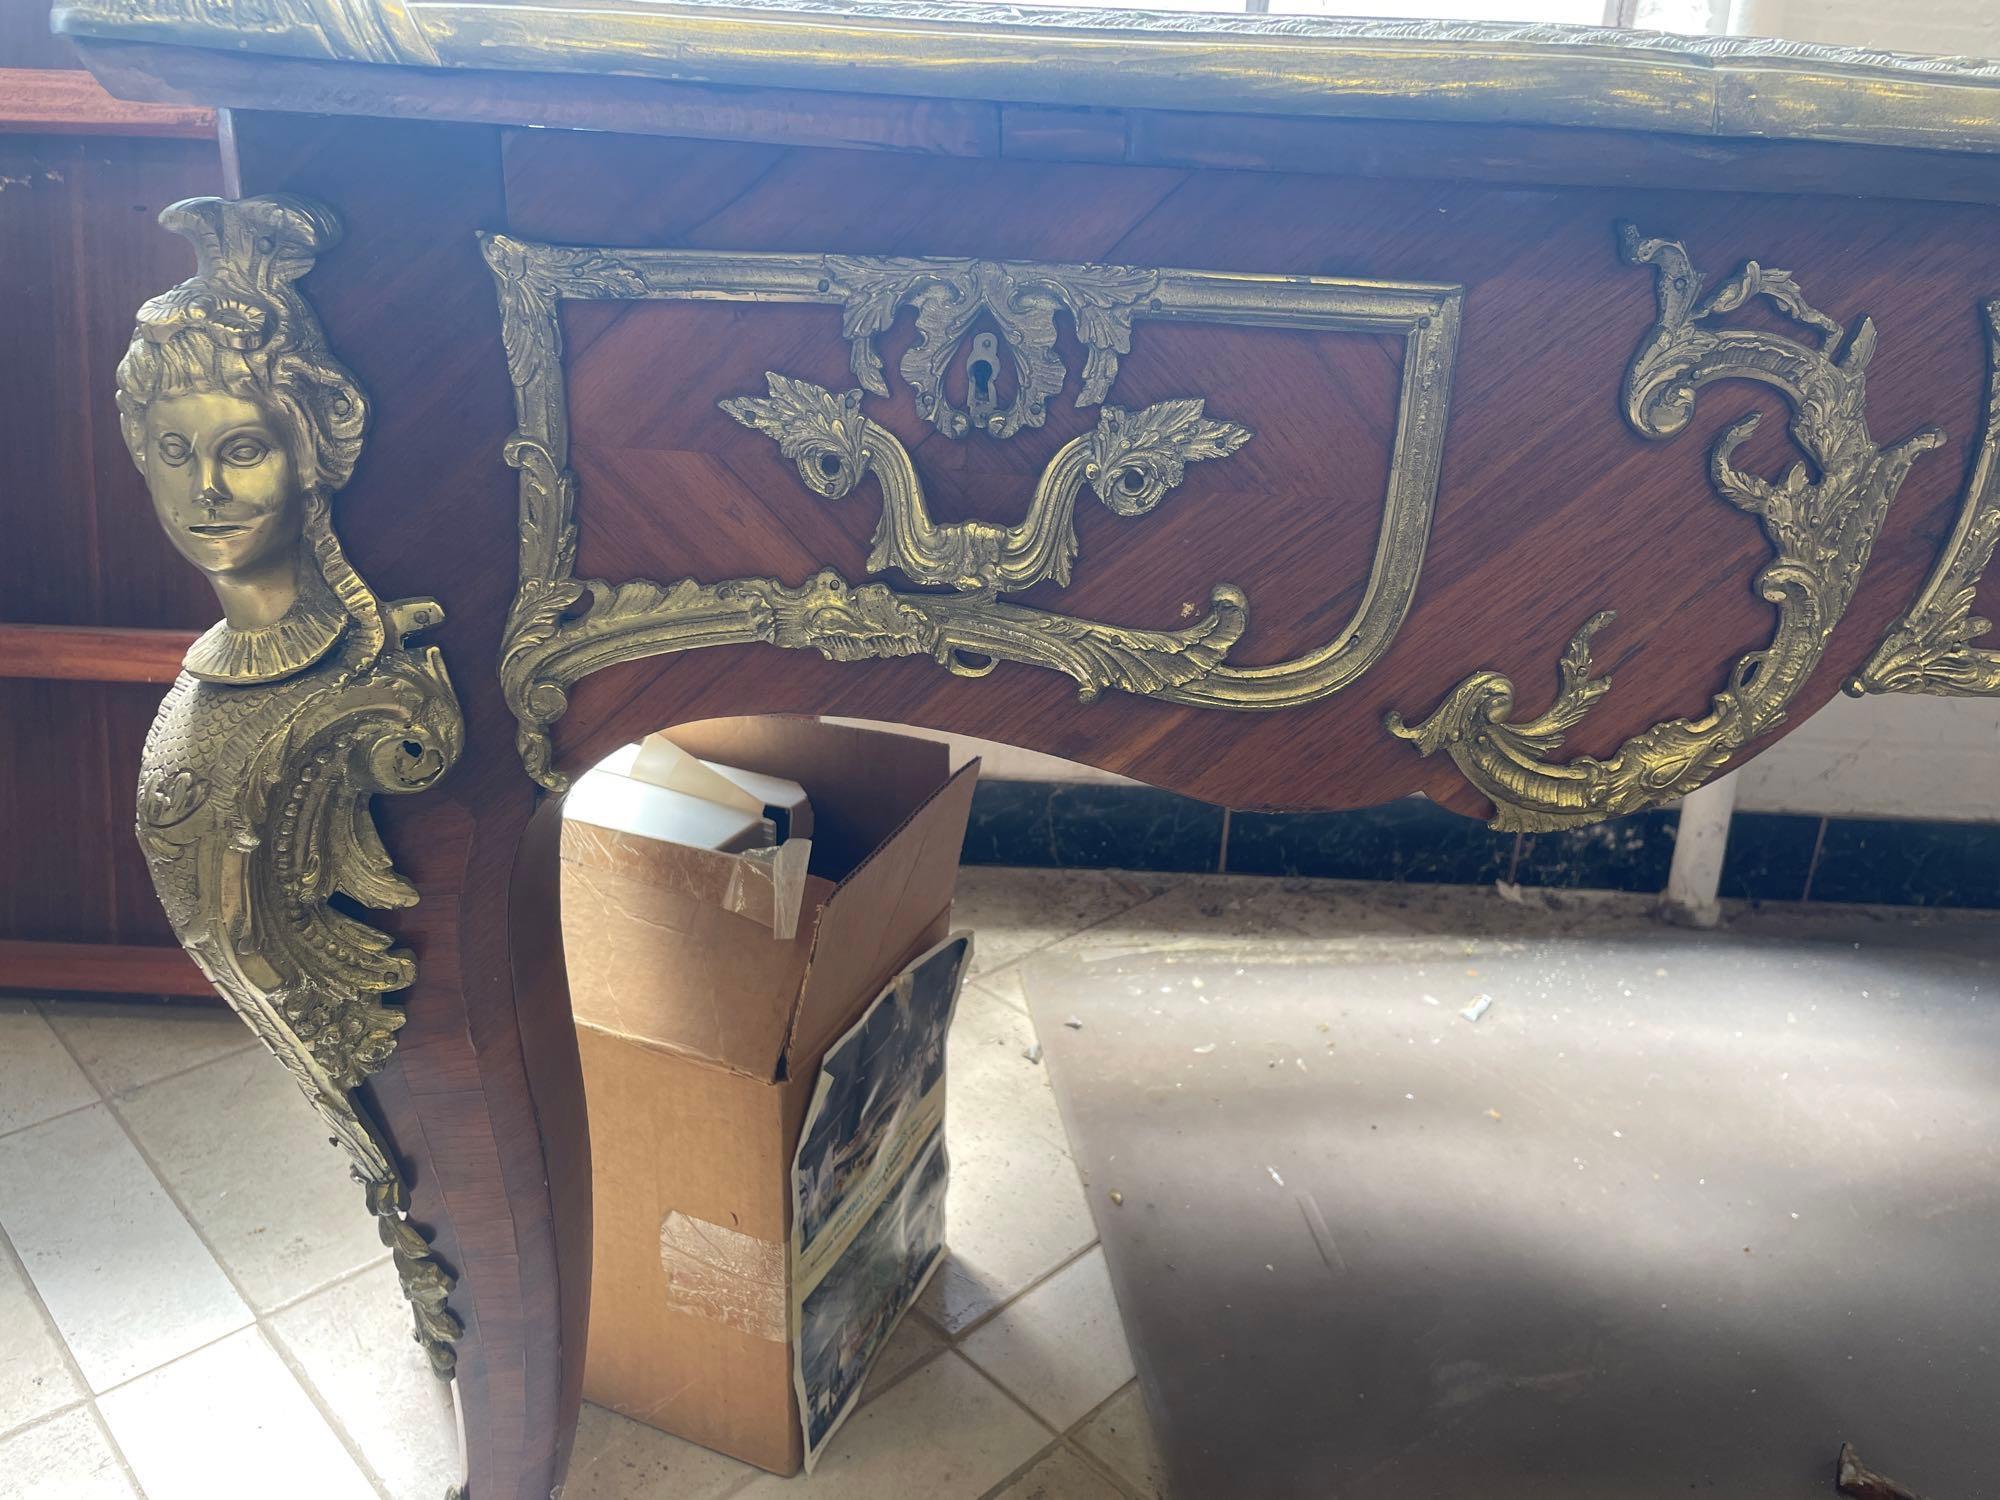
top-left (734, 1352), bottom-right (1047, 1499)
top-left (39, 1001), bottom-right (253, 1096)
top-left (990, 1444), bottom-right (1129, 1500)
top-left (0, 1241), bottom-right (83, 1435)
top-left (266, 1261), bottom-right (461, 1500)
top-left (1073, 1384), bottom-right (1171, 1499)
top-left (0, 1406), bottom-right (139, 1500)
top-left (921, 985), bottom-right (1097, 1335)
top-left (98, 1328), bottom-right (376, 1500)
top-left (0, 1106), bottom-right (249, 1392)
top-left (0, 1002), bottom-right (96, 1137)
top-left (958, 1250), bottom-right (1134, 1431)
top-left (954, 869), bottom-right (1163, 977)
top-left (859, 1309), bottom-right (946, 1403)
top-left (115, 1047), bottom-right (385, 1311)
top-left (562, 1402), bottom-right (758, 1500)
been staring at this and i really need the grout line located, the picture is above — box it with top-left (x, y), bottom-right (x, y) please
top-left (37, 1019), bottom-right (439, 1495)
top-left (1064, 1377), bottom-right (1139, 1440)
top-left (0, 1094), bottom-right (101, 1145)
top-left (256, 1251), bottom-right (395, 1320)
top-left (972, 1430), bottom-right (1070, 1500)
top-left (0, 1218), bottom-right (98, 1447)
top-left (1800, 815), bottom-right (1830, 902)
top-left (852, 1318), bottom-right (953, 1411)
top-left (82, 1398), bottom-right (150, 1500)
top-left (1064, 1431), bottom-right (1150, 1500)
top-left (32, 997), bottom-right (261, 1104)
top-left (261, 1317), bottom-right (400, 1500)
top-left (964, 973), bottom-right (1032, 1021)
top-left (90, 1319), bottom-right (250, 1402)
top-left (940, 1239), bottom-right (1101, 1346)
top-left (965, 870), bottom-right (1177, 986)
top-left (953, 1342), bottom-right (1064, 1434)
top-left (1061, 1375), bottom-right (1160, 1498)
top-left (82, 1072), bottom-right (404, 1495)
top-left (0, 1394), bottom-right (91, 1449)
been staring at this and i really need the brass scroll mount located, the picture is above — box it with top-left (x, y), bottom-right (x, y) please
top-left (482, 237), bottom-right (1465, 789)
top-left (1390, 224), bottom-right (1995, 831)
top-left (1848, 300), bottom-right (2000, 699)
top-left (719, 372), bottom-right (1251, 594)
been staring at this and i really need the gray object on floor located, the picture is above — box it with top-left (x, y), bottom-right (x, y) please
top-left (1022, 891), bottom-right (1998, 1500)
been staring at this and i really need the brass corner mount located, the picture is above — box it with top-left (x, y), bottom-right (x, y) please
top-left (1390, 225), bottom-right (2000, 832)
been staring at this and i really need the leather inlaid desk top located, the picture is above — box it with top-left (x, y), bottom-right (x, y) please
top-left (57, 4), bottom-right (2000, 1493)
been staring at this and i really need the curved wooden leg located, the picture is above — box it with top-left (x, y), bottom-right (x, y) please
top-left (206, 106), bottom-right (597, 1499)
top-left (366, 790), bottom-right (590, 1500)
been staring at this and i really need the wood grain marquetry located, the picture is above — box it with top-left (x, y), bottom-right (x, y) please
top-left (0, 624), bottom-right (198, 683)
top-left (0, 938), bottom-right (209, 995)
top-left (0, 66), bottom-right (212, 136)
top-left (0, 96), bottom-right (220, 969)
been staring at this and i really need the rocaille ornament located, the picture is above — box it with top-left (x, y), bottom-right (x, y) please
top-left (482, 237), bottom-right (1464, 788)
top-left (124, 194), bottom-right (465, 1380)
top-left (1390, 226), bottom-right (2000, 830)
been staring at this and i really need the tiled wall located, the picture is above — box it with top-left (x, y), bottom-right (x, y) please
top-left (960, 782), bottom-right (2000, 910)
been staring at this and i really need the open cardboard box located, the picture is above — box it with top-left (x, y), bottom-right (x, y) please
top-left (562, 717), bottom-right (978, 1474)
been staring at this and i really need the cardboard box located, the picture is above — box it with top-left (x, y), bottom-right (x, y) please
top-left (563, 718), bottom-right (978, 1474)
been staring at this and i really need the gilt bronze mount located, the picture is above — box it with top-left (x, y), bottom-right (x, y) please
top-left (483, 239), bottom-right (1464, 789)
top-left (125, 195), bottom-right (465, 1377)
top-left (1391, 226), bottom-right (2000, 831)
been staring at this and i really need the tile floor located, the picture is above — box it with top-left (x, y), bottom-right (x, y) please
top-left (10, 869), bottom-right (1981, 1499)
top-left (0, 867), bottom-right (1181, 1500)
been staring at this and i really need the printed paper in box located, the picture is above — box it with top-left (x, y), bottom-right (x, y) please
top-left (790, 932), bottom-right (971, 1467)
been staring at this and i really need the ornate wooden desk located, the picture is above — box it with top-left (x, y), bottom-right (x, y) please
top-left (50, 3), bottom-right (2000, 1493)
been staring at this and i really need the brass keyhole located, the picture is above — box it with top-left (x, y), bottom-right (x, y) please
top-left (965, 331), bottom-right (1002, 430)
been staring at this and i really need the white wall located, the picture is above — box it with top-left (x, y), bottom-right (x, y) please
top-left (1764, 0), bottom-right (1998, 55)
top-left (1733, 695), bottom-right (2000, 821)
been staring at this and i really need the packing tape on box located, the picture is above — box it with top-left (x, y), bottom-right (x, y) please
top-left (559, 823), bottom-right (813, 942)
top-left (727, 839), bottom-right (812, 943)
top-left (658, 1211), bottom-right (788, 1344)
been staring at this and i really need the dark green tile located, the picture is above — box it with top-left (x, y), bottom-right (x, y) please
top-left (1224, 797), bottom-right (1517, 885)
top-left (963, 780), bottom-right (1224, 873)
top-left (1808, 817), bottom-right (2000, 910)
top-left (1514, 809), bottom-right (1677, 894)
top-left (1717, 812), bottom-right (1820, 903)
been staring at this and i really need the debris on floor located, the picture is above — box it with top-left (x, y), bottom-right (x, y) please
top-left (1022, 1041), bottom-right (1043, 1064)
top-left (1460, 994), bottom-right (1493, 1022)
top-left (1837, 1444), bottom-right (1930, 1500)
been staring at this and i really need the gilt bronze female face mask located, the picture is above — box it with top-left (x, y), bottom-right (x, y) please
top-left (117, 195), bottom-right (373, 684)
top-left (142, 389), bottom-right (305, 598)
